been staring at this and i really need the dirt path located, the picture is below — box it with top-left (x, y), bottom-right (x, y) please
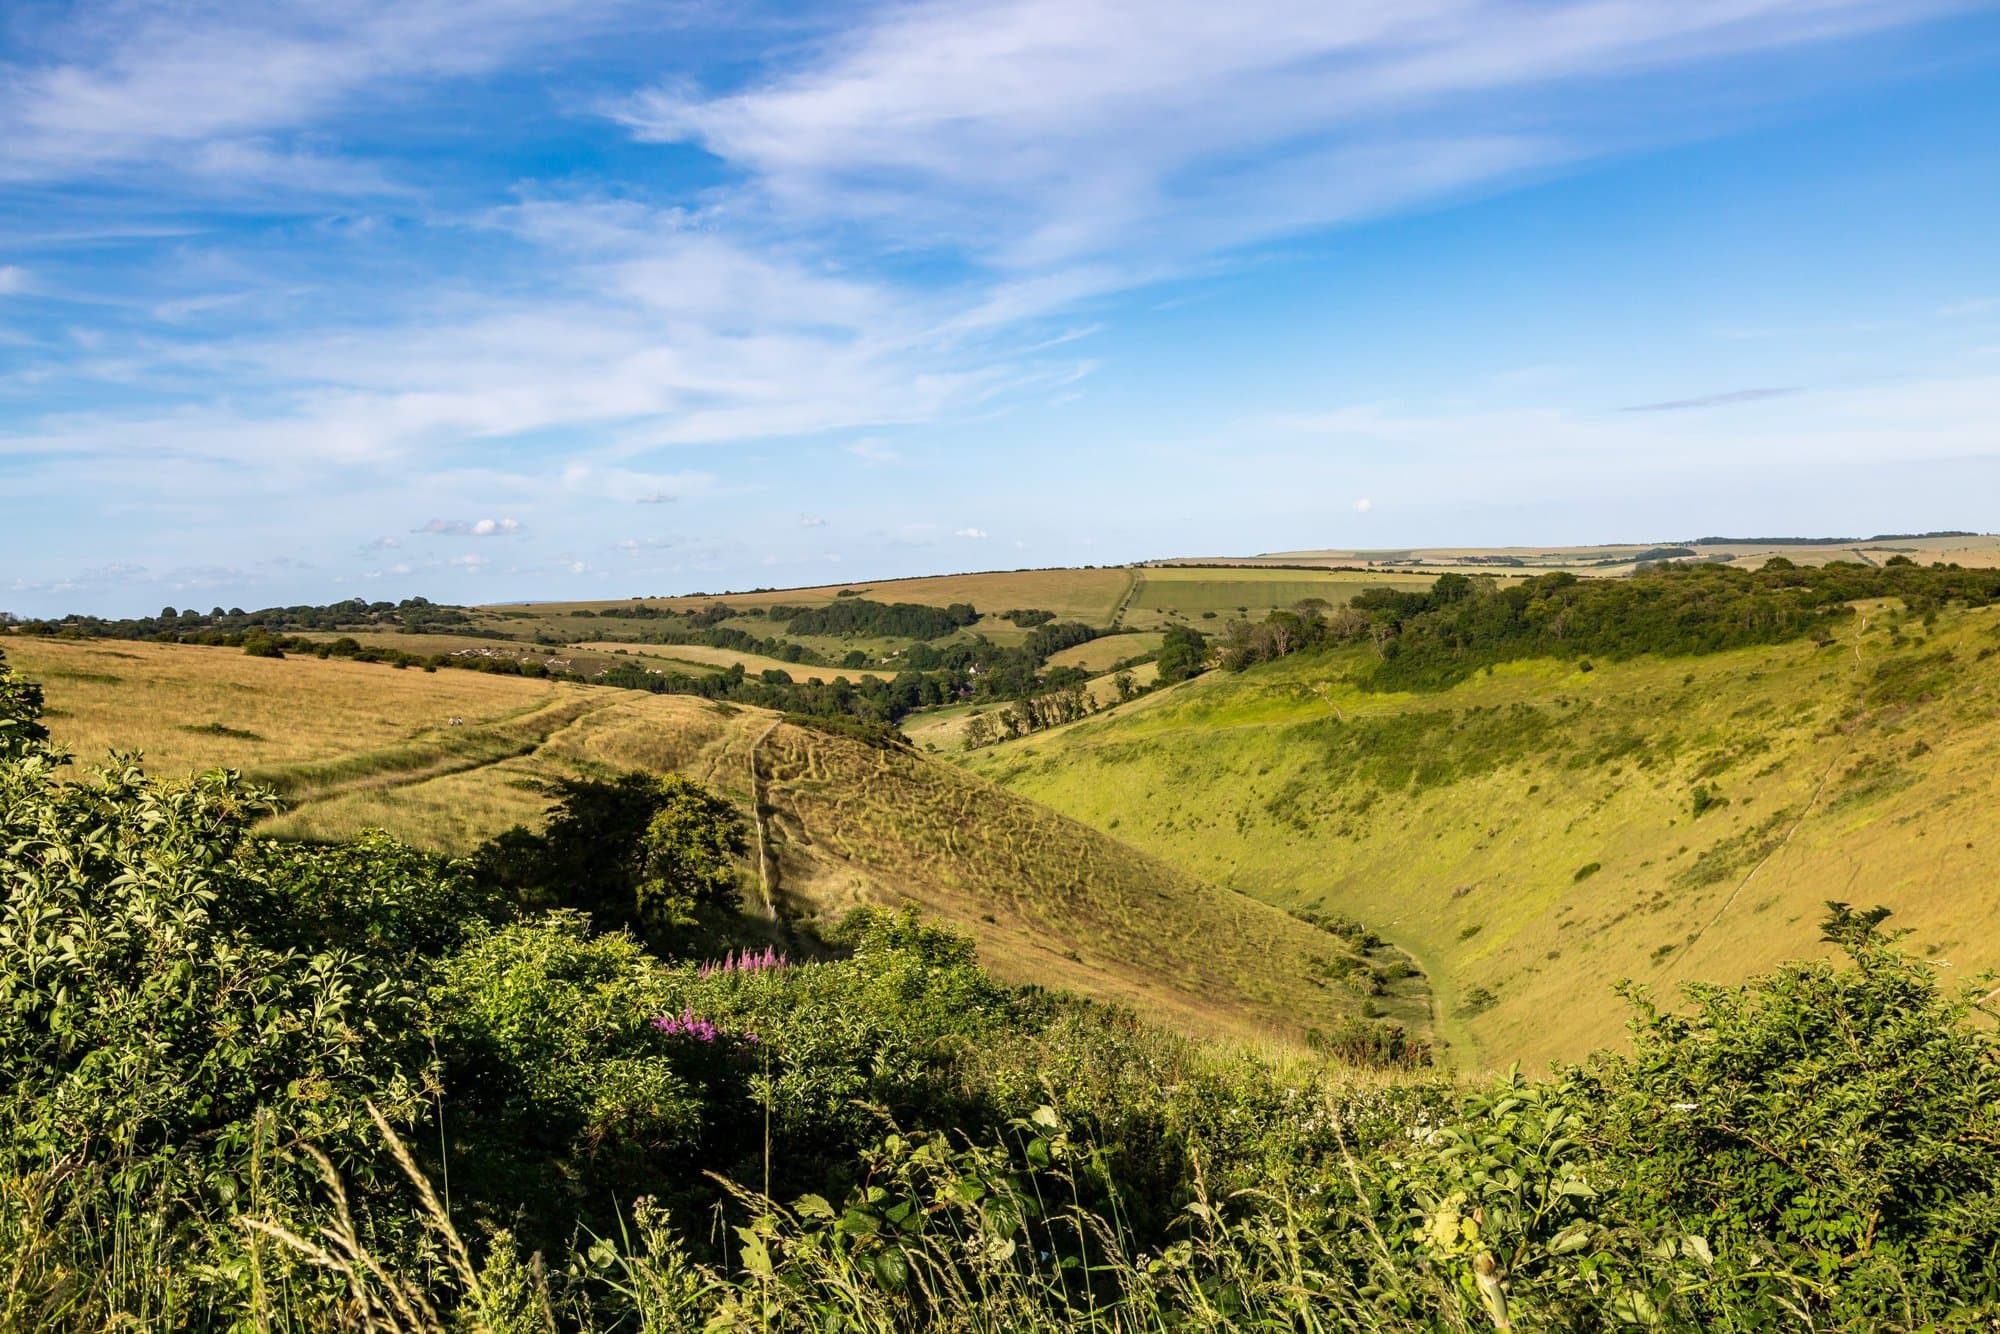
top-left (1108, 569), bottom-right (1142, 629)
top-left (262, 691), bottom-right (614, 807)
top-left (747, 717), bottom-right (784, 926)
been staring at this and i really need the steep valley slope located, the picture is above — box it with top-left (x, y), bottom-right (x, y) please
top-left (968, 599), bottom-right (2000, 1068)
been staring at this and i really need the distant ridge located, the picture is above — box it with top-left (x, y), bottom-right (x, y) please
top-left (1687, 531), bottom-right (1982, 545)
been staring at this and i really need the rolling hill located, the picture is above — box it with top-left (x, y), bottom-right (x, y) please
top-left (1, 634), bottom-right (1419, 1047)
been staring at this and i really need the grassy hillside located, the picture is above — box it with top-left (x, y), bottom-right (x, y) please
top-left (968, 596), bottom-right (2000, 1068)
top-left (3, 634), bottom-right (1414, 1047)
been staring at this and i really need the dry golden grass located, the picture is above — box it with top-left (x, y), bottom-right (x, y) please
top-left (569, 641), bottom-right (859, 683)
top-left (9, 637), bottom-right (568, 778)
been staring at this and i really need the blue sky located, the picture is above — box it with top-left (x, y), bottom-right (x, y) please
top-left (3, 0), bottom-right (1998, 616)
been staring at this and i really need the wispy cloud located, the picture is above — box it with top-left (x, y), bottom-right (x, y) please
top-left (954, 527), bottom-right (988, 539)
top-left (622, 0), bottom-right (1952, 271)
top-left (0, 0), bottom-right (627, 188)
top-left (1622, 387), bottom-right (1801, 413)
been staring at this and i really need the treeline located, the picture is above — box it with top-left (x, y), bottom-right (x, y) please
top-left (16, 596), bottom-right (470, 638)
top-left (1218, 559), bottom-right (2000, 689)
top-left (961, 624), bottom-right (1208, 747)
top-left (769, 598), bottom-right (979, 640)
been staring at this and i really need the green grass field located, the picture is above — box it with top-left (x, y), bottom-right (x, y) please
top-left (4, 633), bottom-right (1405, 1046)
top-left (967, 599), bottom-right (2000, 1068)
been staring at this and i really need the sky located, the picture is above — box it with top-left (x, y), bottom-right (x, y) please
top-left (2, 0), bottom-right (1999, 617)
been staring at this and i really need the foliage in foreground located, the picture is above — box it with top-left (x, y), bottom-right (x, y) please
top-left (3, 644), bottom-right (2000, 1330)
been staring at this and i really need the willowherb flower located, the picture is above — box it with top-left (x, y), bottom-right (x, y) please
top-left (652, 1006), bottom-right (721, 1043)
top-left (698, 945), bottom-right (788, 978)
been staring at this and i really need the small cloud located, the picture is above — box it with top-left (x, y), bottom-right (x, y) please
top-left (848, 438), bottom-right (899, 465)
top-left (1939, 298), bottom-right (1994, 318)
top-left (636, 493), bottom-right (677, 504)
top-left (418, 517), bottom-right (522, 537)
top-left (954, 527), bottom-right (988, 539)
top-left (1352, 498), bottom-right (1374, 513)
top-left (447, 553), bottom-right (490, 571)
top-left (612, 537), bottom-right (680, 557)
top-left (1621, 387), bottom-right (1800, 413)
top-left (366, 536), bottom-right (400, 551)
top-left (0, 266), bottom-right (26, 296)
top-left (798, 514), bottom-right (827, 528)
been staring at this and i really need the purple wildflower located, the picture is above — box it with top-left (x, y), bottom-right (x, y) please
top-left (698, 945), bottom-right (788, 978)
top-left (652, 1005), bottom-right (721, 1043)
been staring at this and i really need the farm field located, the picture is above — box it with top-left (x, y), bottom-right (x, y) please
top-left (1043, 630), bottom-right (1163, 672)
top-left (969, 597), bottom-right (2000, 1068)
top-left (3, 633), bottom-right (1410, 1046)
top-left (569, 641), bottom-right (857, 682)
top-left (1179, 531), bottom-right (2000, 576)
top-left (1121, 566), bottom-right (1441, 628)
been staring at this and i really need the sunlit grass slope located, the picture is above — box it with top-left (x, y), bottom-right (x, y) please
top-left (4, 634), bottom-right (1406, 1045)
top-left (967, 600), bottom-right (2000, 1068)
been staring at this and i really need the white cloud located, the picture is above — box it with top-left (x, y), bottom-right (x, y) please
top-left (1939, 298), bottom-right (1994, 317)
top-left (446, 553), bottom-right (490, 571)
top-left (847, 438), bottom-right (900, 465)
top-left (612, 537), bottom-right (679, 556)
top-left (954, 527), bottom-right (989, 539)
top-left (798, 514), bottom-right (827, 527)
top-left (418, 517), bottom-right (522, 537)
top-left (0, 266), bottom-right (26, 295)
top-left (1352, 498), bottom-right (1374, 513)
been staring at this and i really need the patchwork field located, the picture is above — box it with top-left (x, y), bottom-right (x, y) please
top-left (3, 633), bottom-right (1413, 1046)
top-left (479, 566), bottom-right (1136, 636)
top-left (968, 599), bottom-right (2000, 1068)
top-left (1122, 566), bottom-right (1440, 628)
top-left (1174, 532), bottom-right (2000, 576)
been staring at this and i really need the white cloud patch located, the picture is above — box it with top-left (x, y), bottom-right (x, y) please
top-left (418, 517), bottom-right (522, 537)
top-left (954, 527), bottom-right (989, 539)
top-left (1352, 498), bottom-right (1374, 513)
top-left (0, 266), bottom-right (27, 295)
top-left (847, 439), bottom-right (900, 465)
top-left (798, 514), bottom-right (827, 527)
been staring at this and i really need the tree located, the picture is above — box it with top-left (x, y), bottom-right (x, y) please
top-left (1155, 624), bottom-right (1208, 683)
top-left (636, 776), bottom-right (747, 938)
